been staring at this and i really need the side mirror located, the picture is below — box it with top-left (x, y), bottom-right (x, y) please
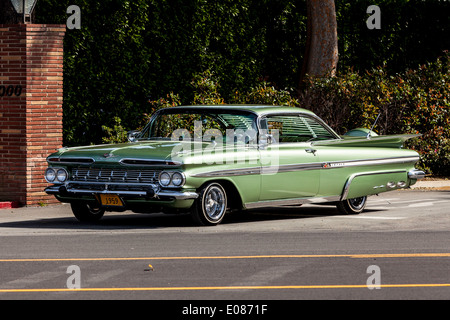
top-left (127, 130), bottom-right (141, 142)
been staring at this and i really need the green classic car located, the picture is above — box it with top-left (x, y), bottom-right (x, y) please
top-left (44, 105), bottom-right (425, 225)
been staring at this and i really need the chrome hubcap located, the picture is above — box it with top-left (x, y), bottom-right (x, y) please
top-left (204, 186), bottom-right (226, 220)
top-left (348, 197), bottom-right (366, 210)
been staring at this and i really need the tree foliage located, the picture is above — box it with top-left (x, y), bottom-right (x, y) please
top-left (34, 0), bottom-right (450, 149)
top-left (35, 0), bottom-right (307, 146)
top-left (301, 52), bottom-right (450, 176)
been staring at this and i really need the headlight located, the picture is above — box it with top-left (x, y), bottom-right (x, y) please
top-left (45, 168), bottom-right (56, 183)
top-left (46, 167), bottom-right (68, 183)
top-left (159, 172), bottom-right (171, 186)
top-left (159, 171), bottom-right (185, 187)
top-left (56, 168), bottom-right (68, 182)
top-left (171, 172), bottom-right (184, 186)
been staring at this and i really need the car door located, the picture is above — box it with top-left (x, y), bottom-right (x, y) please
top-left (258, 114), bottom-right (324, 201)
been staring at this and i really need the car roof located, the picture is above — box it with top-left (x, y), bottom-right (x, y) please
top-left (165, 105), bottom-right (315, 116)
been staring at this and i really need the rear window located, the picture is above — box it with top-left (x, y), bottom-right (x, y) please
top-left (265, 115), bottom-right (336, 143)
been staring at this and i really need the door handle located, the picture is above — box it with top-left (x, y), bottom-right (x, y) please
top-left (305, 148), bottom-right (317, 156)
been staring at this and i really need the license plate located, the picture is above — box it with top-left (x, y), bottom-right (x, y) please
top-left (98, 194), bottom-right (124, 207)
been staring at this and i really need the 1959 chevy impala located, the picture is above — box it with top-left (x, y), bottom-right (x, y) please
top-left (44, 105), bottom-right (425, 225)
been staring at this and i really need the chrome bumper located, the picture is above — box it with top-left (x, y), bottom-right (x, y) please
top-left (408, 169), bottom-right (426, 180)
top-left (45, 184), bottom-right (198, 200)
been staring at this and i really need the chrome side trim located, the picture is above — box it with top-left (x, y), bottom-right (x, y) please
top-left (191, 167), bottom-right (261, 178)
top-left (245, 195), bottom-right (341, 209)
top-left (341, 170), bottom-right (406, 201)
top-left (191, 156), bottom-right (419, 178)
top-left (408, 169), bottom-right (426, 180)
top-left (327, 156), bottom-right (419, 168)
top-left (270, 163), bottom-right (323, 173)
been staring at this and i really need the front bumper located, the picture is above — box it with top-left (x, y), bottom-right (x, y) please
top-left (45, 183), bottom-right (199, 201)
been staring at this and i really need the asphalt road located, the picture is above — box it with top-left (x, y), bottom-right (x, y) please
top-left (0, 189), bottom-right (449, 303)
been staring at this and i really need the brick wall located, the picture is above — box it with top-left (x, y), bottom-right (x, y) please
top-left (0, 24), bottom-right (65, 206)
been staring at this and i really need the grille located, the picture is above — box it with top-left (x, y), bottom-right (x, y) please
top-left (71, 167), bottom-right (160, 184)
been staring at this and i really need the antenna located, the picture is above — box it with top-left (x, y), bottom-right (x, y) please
top-left (367, 112), bottom-right (381, 139)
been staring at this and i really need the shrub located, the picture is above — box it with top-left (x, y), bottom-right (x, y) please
top-left (303, 52), bottom-right (450, 176)
top-left (102, 53), bottom-right (449, 176)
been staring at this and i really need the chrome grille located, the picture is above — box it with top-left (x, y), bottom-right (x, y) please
top-left (71, 167), bottom-right (160, 184)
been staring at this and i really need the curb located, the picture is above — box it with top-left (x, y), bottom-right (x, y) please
top-left (0, 201), bottom-right (20, 209)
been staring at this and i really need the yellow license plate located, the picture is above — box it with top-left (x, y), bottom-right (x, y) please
top-left (98, 194), bottom-right (124, 207)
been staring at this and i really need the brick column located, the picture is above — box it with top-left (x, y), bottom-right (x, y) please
top-left (0, 24), bottom-right (65, 206)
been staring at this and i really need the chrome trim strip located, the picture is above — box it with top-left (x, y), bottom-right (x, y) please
top-left (119, 158), bottom-right (182, 166)
top-left (341, 170), bottom-right (406, 201)
top-left (245, 195), bottom-right (341, 209)
top-left (69, 188), bottom-right (149, 196)
top-left (191, 167), bottom-right (261, 178)
top-left (269, 163), bottom-right (323, 173)
top-left (328, 156), bottom-right (419, 168)
top-left (191, 156), bottom-right (419, 178)
top-left (65, 180), bottom-right (160, 187)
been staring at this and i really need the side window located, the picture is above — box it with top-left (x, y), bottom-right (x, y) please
top-left (266, 115), bottom-right (336, 143)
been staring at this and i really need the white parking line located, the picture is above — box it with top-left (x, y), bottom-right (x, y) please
top-left (408, 200), bottom-right (449, 207)
top-left (339, 216), bottom-right (405, 220)
top-left (369, 198), bottom-right (437, 205)
top-left (368, 198), bottom-right (400, 203)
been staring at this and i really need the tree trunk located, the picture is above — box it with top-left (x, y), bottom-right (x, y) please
top-left (300, 0), bottom-right (338, 88)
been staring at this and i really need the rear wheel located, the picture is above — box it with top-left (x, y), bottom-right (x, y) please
top-left (337, 196), bottom-right (367, 215)
top-left (71, 202), bottom-right (105, 222)
top-left (191, 182), bottom-right (227, 226)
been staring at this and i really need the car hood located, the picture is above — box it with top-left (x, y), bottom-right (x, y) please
top-left (47, 140), bottom-right (245, 166)
top-left (48, 141), bottom-right (195, 165)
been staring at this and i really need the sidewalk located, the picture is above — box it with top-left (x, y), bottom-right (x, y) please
top-left (410, 178), bottom-right (450, 191)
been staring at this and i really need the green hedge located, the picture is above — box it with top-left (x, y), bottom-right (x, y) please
top-left (35, 1), bottom-right (450, 149)
top-left (302, 52), bottom-right (450, 176)
top-left (104, 52), bottom-right (450, 176)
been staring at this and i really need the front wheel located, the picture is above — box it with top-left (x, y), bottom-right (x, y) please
top-left (191, 183), bottom-right (228, 226)
top-left (336, 196), bottom-right (367, 215)
top-left (71, 202), bottom-right (105, 222)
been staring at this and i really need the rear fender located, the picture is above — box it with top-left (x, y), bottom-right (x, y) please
top-left (342, 170), bottom-right (408, 200)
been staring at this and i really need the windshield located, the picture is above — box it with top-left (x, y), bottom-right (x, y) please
top-left (138, 109), bottom-right (258, 143)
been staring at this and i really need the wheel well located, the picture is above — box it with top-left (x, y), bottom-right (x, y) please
top-left (198, 180), bottom-right (243, 211)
